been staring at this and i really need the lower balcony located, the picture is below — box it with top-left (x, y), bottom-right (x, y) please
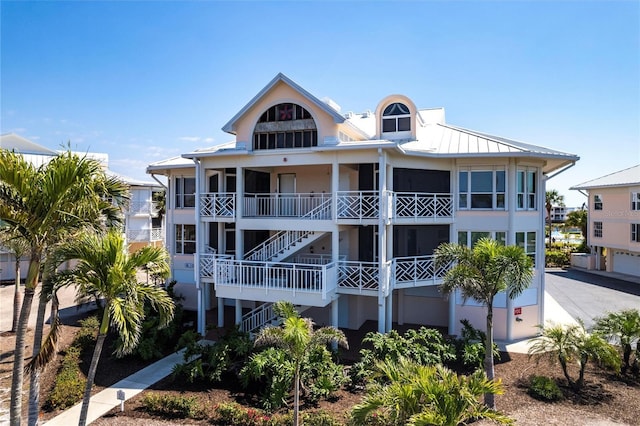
top-left (126, 228), bottom-right (164, 243)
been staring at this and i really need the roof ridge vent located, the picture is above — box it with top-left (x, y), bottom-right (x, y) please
top-left (321, 97), bottom-right (341, 112)
top-left (362, 110), bottom-right (372, 118)
top-left (344, 111), bottom-right (354, 119)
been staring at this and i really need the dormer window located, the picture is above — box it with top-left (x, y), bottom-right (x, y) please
top-left (253, 103), bottom-right (317, 150)
top-left (382, 103), bottom-right (411, 132)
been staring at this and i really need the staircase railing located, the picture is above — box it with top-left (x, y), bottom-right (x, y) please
top-left (240, 302), bottom-right (275, 334)
top-left (245, 229), bottom-right (317, 262)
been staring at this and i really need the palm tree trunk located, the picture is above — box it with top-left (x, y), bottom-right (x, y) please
top-left (78, 333), bottom-right (106, 426)
top-left (11, 259), bottom-right (22, 332)
top-left (28, 292), bottom-right (49, 426)
top-left (484, 303), bottom-right (496, 409)
top-left (294, 367), bottom-right (301, 426)
top-left (10, 253), bottom-right (41, 426)
top-left (10, 287), bottom-right (34, 426)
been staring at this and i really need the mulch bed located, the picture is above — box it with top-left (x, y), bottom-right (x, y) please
top-left (2, 316), bottom-right (639, 425)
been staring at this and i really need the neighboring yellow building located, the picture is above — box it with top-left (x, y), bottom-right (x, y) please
top-left (571, 164), bottom-right (640, 277)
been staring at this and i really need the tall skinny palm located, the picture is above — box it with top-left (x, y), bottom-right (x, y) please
top-left (55, 229), bottom-right (174, 426)
top-left (434, 238), bottom-right (533, 409)
top-left (0, 149), bottom-right (128, 426)
top-left (0, 228), bottom-right (29, 332)
top-left (254, 301), bottom-right (348, 426)
top-left (545, 189), bottom-right (564, 248)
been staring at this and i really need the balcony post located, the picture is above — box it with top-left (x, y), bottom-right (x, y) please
top-left (235, 299), bottom-right (242, 325)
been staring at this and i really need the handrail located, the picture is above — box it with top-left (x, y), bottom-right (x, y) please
top-left (390, 192), bottom-right (453, 219)
top-left (200, 192), bottom-right (236, 218)
top-left (336, 191), bottom-right (379, 219)
top-left (240, 302), bottom-right (275, 333)
top-left (245, 229), bottom-right (316, 262)
top-left (243, 192), bottom-right (330, 218)
top-left (392, 255), bottom-right (450, 287)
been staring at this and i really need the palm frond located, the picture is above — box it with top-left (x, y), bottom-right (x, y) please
top-left (25, 315), bottom-right (62, 374)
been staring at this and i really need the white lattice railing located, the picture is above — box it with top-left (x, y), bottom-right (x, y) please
top-left (200, 193), bottom-right (235, 218)
top-left (240, 303), bottom-right (275, 333)
top-left (243, 193), bottom-right (331, 218)
top-left (336, 191), bottom-right (379, 220)
top-left (126, 228), bottom-right (164, 242)
top-left (391, 192), bottom-right (453, 219)
top-left (337, 260), bottom-right (380, 292)
top-left (293, 254), bottom-right (346, 265)
top-left (392, 255), bottom-right (449, 287)
top-left (200, 253), bottom-right (233, 279)
top-left (129, 201), bottom-right (160, 215)
top-left (212, 258), bottom-right (337, 300)
top-left (245, 229), bottom-right (317, 262)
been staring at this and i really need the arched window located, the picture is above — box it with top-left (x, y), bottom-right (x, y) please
top-left (382, 102), bottom-right (411, 133)
top-left (253, 103), bottom-right (317, 150)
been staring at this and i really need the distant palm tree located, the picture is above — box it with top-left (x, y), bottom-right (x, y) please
top-left (56, 229), bottom-right (173, 426)
top-left (0, 149), bottom-right (128, 426)
top-left (254, 301), bottom-right (348, 426)
top-left (545, 190), bottom-right (564, 248)
top-left (434, 238), bottom-right (533, 409)
top-left (0, 228), bottom-right (29, 332)
top-left (565, 209), bottom-right (588, 240)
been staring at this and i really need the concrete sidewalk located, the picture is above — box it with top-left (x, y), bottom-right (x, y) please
top-left (44, 348), bottom-right (189, 425)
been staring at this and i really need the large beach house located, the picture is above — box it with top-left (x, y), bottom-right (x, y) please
top-left (147, 73), bottom-right (579, 341)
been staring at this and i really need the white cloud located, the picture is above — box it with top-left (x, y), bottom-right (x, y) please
top-left (203, 137), bottom-right (215, 143)
top-left (179, 136), bottom-right (201, 142)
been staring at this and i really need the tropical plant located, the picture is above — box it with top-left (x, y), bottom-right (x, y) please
top-left (55, 229), bottom-right (174, 426)
top-left (454, 319), bottom-right (501, 372)
top-left (528, 321), bottom-right (621, 391)
top-left (565, 208), bottom-right (588, 240)
top-left (527, 375), bottom-right (563, 402)
top-left (350, 357), bottom-right (512, 426)
top-left (434, 238), bottom-right (534, 408)
top-left (546, 190), bottom-right (564, 248)
top-left (349, 327), bottom-right (456, 388)
top-left (0, 148), bottom-right (128, 426)
top-left (253, 301), bottom-right (348, 426)
top-left (593, 309), bottom-right (640, 374)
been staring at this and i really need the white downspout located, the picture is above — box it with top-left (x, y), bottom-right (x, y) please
top-left (193, 159), bottom-right (206, 335)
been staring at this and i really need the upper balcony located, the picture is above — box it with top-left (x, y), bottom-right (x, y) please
top-left (126, 228), bottom-right (164, 243)
top-left (128, 200), bottom-right (160, 216)
top-left (199, 191), bottom-right (452, 223)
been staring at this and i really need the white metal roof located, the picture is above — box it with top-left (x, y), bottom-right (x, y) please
top-left (105, 169), bottom-right (160, 187)
top-left (571, 164), bottom-right (640, 190)
top-left (146, 155), bottom-right (195, 175)
top-left (0, 133), bottom-right (57, 155)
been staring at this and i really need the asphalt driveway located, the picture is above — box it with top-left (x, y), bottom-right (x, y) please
top-left (545, 268), bottom-right (640, 329)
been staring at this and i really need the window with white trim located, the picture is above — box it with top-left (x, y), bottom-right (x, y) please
top-left (516, 231), bottom-right (536, 265)
top-left (631, 193), bottom-right (640, 211)
top-left (458, 169), bottom-right (506, 210)
top-left (175, 177), bottom-right (196, 208)
top-left (631, 223), bottom-right (640, 242)
top-left (517, 169), bottom-right (537, 210)
top-left (382, 103), bottom-right (411, 133)
top-left (594, 194), bottom-right (603, 210)
top-left (175, 224), bottom-right (196, 254)
top-left (458, 231), bottom-right (506, 247)
top-left (593, 221), bottom-right (603, 238)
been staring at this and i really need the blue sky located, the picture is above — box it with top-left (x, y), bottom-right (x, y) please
top-left (1, 0), bottom-right (638, 207)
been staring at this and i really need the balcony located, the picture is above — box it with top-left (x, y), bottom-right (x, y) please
top-left (199, 191), bottom-right (452, 222)
top-left (200, 253), bottom-right (448, 302)
top-left (129, 201), bottom-right (160, 216)
top-left (126, 228), bottom-right (164, 243)
top-left (201, 254), bottom-right (337, 306)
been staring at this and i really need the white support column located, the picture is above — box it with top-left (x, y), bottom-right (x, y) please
top-left (235, 299), bottom-right (242, 325)
top-left (448, 293), bottom-right (456, 336)
top-left (377, 149), bottom-right (387, 334)
top-left (537, 172), bottom-right (548, 329)
top-left (236, 166), bottom-right (244, 259)
top-left (331, 298), bottom-right (339, 328)
top-left (194, 159), bottom-right (206, 335)
top-left (218, 297), bottom-right (225, 328)
top-left (397, 289), bottom-right (404, 326)
top-left (385, 290), bottom-right (393, 332)
top-left (332, 159), bottom-right (339, 223)
top-left (506, 159), bottom-right (517, 341)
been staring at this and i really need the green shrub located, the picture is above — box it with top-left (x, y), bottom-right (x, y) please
top-left (45, 346), bottom-right (85, 409)
top-left (213, 402), bottom-right (271, 425)
top-left (303, 410), bottom-right (344, 426)
top-left (240, 347), bottom-right (294, 411)
top-left (545, 249), bottom-right (571, 267)
top-left (349, 327), bottom-right (456, 388)
top-left (527, 375), bottom-right (563, 402)
top-left (141, 393), bottom-right (205, 419)
top-left (73, 315), bottom-right (99, 351)
top-left (452, 319), bottom-right (500, 372)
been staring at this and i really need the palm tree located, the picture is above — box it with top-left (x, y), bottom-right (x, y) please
top-left (545, 190), bottom-right (564, 248)
top-left (254, 301), bottom-right (348, 426)
top-left (593, 309), bottom-right (640, 374)
top-left (565, 209), bottom-right (588, 240)
top-left (0, 149), bottom-right (129, 426)
top-left (528, 321), bottom-right (620, 391)
top-left (56, 229), bottom-right (173, 426)
top-left (351, 357), bottom-right (512, 426)
top-left (434, 238), bottom-right (533, 409)
top-left (0, 228), bottom-right (29, 332)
